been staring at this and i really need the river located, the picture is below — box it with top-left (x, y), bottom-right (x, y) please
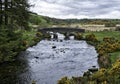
top-left (0, 33), bottom-right (99, 84)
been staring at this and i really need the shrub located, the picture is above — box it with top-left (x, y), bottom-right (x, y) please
top-left (85, 34), bottom-right (98, 42)
top-left (22, 40), bottom-right (28, 46)
top-left (98, 54), bottom-right (111, 68)
top-left (74, 33), bottom-right (83, 40)
top-left (115, 26), bottom-right (120, 31)
top-left (36, 32), bottom-right (43, 37)
top-left (105, 23), bottom-right (116, 27)
top-left (58, 77), bottom-right (71, 84)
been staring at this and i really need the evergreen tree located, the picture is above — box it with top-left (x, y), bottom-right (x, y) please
top-left (0, 0), bottom-right (30, 63)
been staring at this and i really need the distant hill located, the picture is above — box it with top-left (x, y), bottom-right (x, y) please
top-left (29, 13), bottom-right (120, 27)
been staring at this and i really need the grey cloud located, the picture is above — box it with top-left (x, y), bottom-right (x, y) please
top-left (29, 0), bottom-right (120, 19)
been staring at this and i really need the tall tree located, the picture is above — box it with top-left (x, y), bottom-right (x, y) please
top-left (5, 0), bottom-right (8, 25)
top-left (0, 0), bottom-right (30, 28)
top-left (0, 0), bottom-right (3, 24)
top-left (0, 0), bottom-right (30, 63)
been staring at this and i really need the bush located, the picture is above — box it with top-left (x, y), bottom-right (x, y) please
top-left (98, 54), bottom-right (111, 68)
top-left (0, 25), bottom-right (24, 63)
top-left (43, 33), bottom-right (51, 38)
top-left (115, 26), bottom-right (120, 31)
top-left (58, 77), bottom-right (71, 84)
top-left (85, 34), bottom-right (98, 42)
top-left (74, 33), bottom-right (83, 40)
top-left (36, 32), bottom-right (43, 37)
top-left (105, 23), bottom-right (116, 27)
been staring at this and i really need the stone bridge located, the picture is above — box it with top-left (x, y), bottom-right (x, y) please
top-left (38, 27), bottom-right (85, 33)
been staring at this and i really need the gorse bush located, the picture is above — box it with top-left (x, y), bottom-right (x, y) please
top-left (74, 33), bottom-right (83, 40)
top-left (85, 34), bottom-right (98, 42)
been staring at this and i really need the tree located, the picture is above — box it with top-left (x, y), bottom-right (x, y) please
top-left (0, 0), bottom-right (3, 24)
top-left (0, 0), bottom-right (30, 29)
top-left (0, 0), bottom-right (30, 63)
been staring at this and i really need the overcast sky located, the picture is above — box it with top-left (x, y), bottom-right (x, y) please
top-left (29, 0), bottom-right (120, 19)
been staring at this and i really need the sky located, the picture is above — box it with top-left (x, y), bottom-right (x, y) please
top-left (29, 0), bottom-right (120, 19)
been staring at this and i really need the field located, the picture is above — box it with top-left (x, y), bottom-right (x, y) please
top-left (83, 31), bottom-right (120, 41)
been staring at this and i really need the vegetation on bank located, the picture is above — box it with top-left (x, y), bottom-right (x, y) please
top-left (110, 52), bottom-right (120, 63)
top-left (58, 31), bottom-right (120, 84)
top-left (0, 0), bottom-right (30, 63)
top-left (0, 0), bottom-right (50, 63)
top-left (58, 62), bottom-right (120, 84)
top-left (29, 13), bottom-right (52, 27)
top-left (83, 31), bottom-right (120, 41)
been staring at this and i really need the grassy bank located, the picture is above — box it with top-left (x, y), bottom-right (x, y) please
top-left (83, 31), bottom-right (120, 41)
top-left (22, 29), bottom-right (37, 46)
top-left (83, 31), bottom-right (120, 65)
top-left (110, 52), bottom-right (120, 63)
top-left (22, 29), bottom-right (51, 48)
top-left (0, 28), bottom-right (49, 84)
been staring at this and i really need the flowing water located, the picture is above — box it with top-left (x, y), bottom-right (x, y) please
top-left (0, 33), bottom-right (99, 84)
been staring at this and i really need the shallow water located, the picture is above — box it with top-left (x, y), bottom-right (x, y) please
top-left (0, 33), bottom-right (99, 84)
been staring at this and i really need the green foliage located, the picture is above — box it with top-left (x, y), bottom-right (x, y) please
top-left (110, 59), bottom-right (120, 74)
top-left (58, 77), bottom-right (71, 84)
top-left (91, 59), bottom-right (120, 84)
top-left (29, 14), bottom-right (50, 27)
top-left (105, 23), bottom-right (116, 27)
top-left (74, 33), bottom-right (83, 40)
top-left (84, 31), bottom-right (120, 41)
top-left (92, 68), bottom-right (107, 82)
top-left (0, 0), bottom-right (30, 29)
top-left (58, 32), bottom-right (120, 84)
top-left (58, 59), bottom-right (120, 84)
top-left (43, 33), bottom-right (51, 38)
top-left (97, 38), bottom-right (120, 54)
top-left (96, 37), bottom-right (120, 68)
top-left (85, 34), bottom-right (98, 42)
top-left (0, 25), bottom-right (23, 63)
top-left (0, 0), bottom-right (31, 63)
top-left (109, 52), bottom-right (120, 63)
top-left (36, 32), bottom-right (43, 37)
top-left (98, 54), bottom-right (111, 68)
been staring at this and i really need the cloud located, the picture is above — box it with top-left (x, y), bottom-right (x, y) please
top-left (29, 0), bottom-right (120, 19)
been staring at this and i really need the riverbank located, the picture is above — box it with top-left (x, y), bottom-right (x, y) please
top-left (0, 32), bottom-right (99, 84)
top-left (21, 29), bottom-right (51, 49)
top-left (0, 28), bottom-right (120, 84)
top-left (58, 31), bottom-right (120, 84)
top-left (22, 30), bottom-right (120, 77)
top-left (0, 29), bottom-right (51, 84)
top-left (83, 31), bottom-right (120, 65)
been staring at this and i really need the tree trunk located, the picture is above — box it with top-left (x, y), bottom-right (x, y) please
top-left (0, 0), bottom-right (2, 25)
top-left (5, 0), bottom-right (8, 25)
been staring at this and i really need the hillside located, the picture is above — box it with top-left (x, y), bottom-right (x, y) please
top-left (29, 13), bottom-right (120, 28)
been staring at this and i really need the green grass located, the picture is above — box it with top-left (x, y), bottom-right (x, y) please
top-left (22, 29), bottom-right (37, 45)
top-left (83, 31), bottom-right (120, 41)
top-left (83, 31), bottom-right (120, 64)
top-left (110, 52), bottom-right (120, 63)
